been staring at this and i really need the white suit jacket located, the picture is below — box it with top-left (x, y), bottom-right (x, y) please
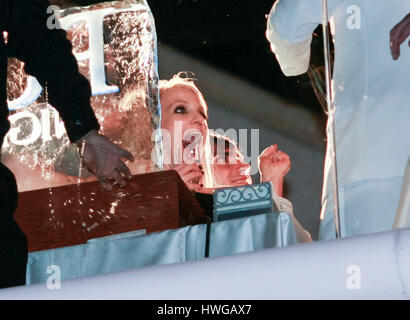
top-left (267, 0), bottom-right (410, 237)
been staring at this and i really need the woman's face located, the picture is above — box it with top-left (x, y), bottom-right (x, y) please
top-left (161, 85), bottom-right (208, 165)
top-left (213, 146), bottom-right (252, 187)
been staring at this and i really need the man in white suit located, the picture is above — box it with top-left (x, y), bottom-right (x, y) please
top-left (266, 0), bottom-right (410, 239)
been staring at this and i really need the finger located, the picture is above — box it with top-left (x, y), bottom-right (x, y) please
top-left (183, 171), bottom-right (204, 183)
top-left (186, 182), bottom-right (201, 192)
top-left (281, 154), bottom-right (290, 162)
top-left (110, 169), bottom-right (127, 188)
top-left (390, 28), bottom-right (401, 59)
top-left (173, 164), bottom-right (202, 175)
top-left (391, 37), bottom-right (401, 60)
top-left (187, 163), bottom-right (203, 172)
top-left (391, 16), bottom-right (410, 40)
top-left (116, 161), bottom-right (132, 180)
top-left (275, 150), bottom-right (283, 156)
top-left (99, 176), bottom-right (113, 192)
top-left (390, 18), bottom-right (410, 59)
top-left (183, 169), bottom-right (204, 179)
top-left (110, 143), bottom-right (135, 162)
top-left (164, 164), bottom-right (184, 171)
top-left (390, 29), bottom-right (399, 59)
top-left (273, 150), bottom-right (283, 160)
top-left (260, 144), bottom-right (278, 158)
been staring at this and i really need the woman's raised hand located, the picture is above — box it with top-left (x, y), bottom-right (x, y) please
top-left (258, 144), bottom-right (291, 197)
top-left (165, 163), bottom-right (204, 192)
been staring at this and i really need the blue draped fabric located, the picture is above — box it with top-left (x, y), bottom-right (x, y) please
top-left (319, 177), bottom-right (403, 240)
top-left (26, 212), bottom-right (297, 285)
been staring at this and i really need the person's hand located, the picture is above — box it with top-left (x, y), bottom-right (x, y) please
top-left (390, 13), bottom-right (410, 60)
top-left (165, 163), bottom-right (204, 192)
top-left (76, 130), bottom-right (134, 191)
top-left (258, 144), bottom-right (291, 179)
top-left (258, 145), bottom-right (291, 197)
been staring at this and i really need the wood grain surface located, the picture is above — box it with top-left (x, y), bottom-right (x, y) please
top-left (14, 170), bottom-right (209, 252)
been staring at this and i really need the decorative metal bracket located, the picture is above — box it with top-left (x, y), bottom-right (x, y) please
top-left (213, 182), bottom-right (275, 222)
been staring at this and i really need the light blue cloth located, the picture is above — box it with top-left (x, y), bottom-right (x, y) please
top-left (26, 212), bottom-right (297, 285)
top-left (319, 177), bottom-right (403, 240)
top-left (267, 1), bottom-right (410, 239)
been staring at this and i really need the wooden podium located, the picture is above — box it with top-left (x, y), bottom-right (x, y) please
top-left (14, 170), bottom-right (210, 252)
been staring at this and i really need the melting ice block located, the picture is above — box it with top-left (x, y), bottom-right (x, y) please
top-left (4, 0), bottom-right (162, 192)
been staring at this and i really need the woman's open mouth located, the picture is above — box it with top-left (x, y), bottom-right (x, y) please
top-left (182, 132), bottom-right (202, 161)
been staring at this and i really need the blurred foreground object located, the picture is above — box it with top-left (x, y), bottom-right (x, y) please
top-left (267, 0), bottom-right (410, 239)
top-left (394, 157), bottom-right (410, 229)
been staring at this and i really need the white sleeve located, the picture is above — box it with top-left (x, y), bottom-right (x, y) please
top-left (266, 0), bottom-right (342, 76)
top-left (290, 214), bottom-right (313, 243)
top-left (273, 195), bottom-right (313, 243)
top-left (273, 195), bottom-right (294, 215)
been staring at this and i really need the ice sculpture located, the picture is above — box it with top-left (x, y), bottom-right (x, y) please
top-left (4, 0), bottom-right (161, 192)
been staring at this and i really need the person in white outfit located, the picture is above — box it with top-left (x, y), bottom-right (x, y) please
top-left (266, 0), bottom-right (410, 239)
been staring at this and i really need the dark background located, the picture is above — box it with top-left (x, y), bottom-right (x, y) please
top-left (54, 0), bottom-right (327, 118)
top-left (149, 0), bottom-right (324, 114)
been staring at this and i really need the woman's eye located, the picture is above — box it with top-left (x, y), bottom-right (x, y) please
top-left (174, 105), bottom-right (187, 114)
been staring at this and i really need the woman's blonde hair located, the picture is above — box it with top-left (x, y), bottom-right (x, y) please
top-left (159, 72), bottom-right (216, 188)
top-left (159, 72), bottom-right (204, 99)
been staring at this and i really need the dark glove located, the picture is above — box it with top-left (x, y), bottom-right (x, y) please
top-left (390, 13), bottom-right (410, 60)
top-left (76, 130), bottom-right (134, 191)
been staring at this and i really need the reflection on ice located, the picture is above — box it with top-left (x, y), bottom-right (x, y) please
top-left (5, 1), bottom-right (162, 248)
top-left (4, 0), bottom-right (161, 193)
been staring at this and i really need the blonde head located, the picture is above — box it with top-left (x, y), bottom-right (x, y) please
top-left (159, 72), bottom-right (207, 113)
top-left (159, 72), bottom-right (216, 188)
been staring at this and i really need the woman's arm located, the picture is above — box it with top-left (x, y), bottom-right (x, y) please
top-left (259, 144), bottom-right (312, 242)
top-left (258, 144), bottom-right (290, 197)
top-left (273, 195), bottom-right (312, 243)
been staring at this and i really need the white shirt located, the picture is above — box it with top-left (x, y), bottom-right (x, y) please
top-left (267, 0), bottom-right (410, 205)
